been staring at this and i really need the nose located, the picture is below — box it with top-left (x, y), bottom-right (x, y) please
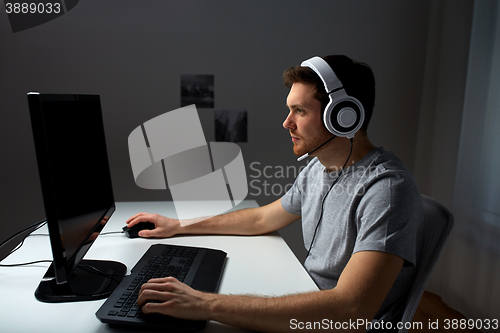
top-left (283, 112), bottom-right (296, 130)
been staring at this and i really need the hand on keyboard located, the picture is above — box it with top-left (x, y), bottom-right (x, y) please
top-left (125, 213), bottom-right (181, 238)
top-left (96, 244), bottom-right (226, 330)
top-left (137, 276), bottom-right (212, 321)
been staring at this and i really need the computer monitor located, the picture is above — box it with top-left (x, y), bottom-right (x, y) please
top-left (27, 92), bottom-right (126, 303)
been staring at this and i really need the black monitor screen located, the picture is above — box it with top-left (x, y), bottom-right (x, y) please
top-left (28, 93), bottom-right (123, 302)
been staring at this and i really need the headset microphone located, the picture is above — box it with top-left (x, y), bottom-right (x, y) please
top-left (296, 135), bottom-right (336, 161)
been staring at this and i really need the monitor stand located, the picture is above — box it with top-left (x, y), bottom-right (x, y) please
top-left (35, 259), bottom-right (127, 303)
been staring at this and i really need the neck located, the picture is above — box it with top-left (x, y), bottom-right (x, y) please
top-left (316, 131), bottom-right (376, 172)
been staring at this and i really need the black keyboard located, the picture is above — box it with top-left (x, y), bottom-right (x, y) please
top-left (96, 243), bottom-right (226, 331)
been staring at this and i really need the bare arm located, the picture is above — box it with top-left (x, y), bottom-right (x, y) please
top-left (125, 198), bottom-right (300, 238)
top-left (137, 250), bottom-right (404, 332)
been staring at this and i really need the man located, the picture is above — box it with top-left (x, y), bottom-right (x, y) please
top-left (127, 55), bottom-right (423, 332)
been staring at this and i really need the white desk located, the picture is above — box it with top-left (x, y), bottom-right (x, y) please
top-left (0, 201), bottom-right (318, 333)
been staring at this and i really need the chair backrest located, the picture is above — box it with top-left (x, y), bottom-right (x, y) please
top-left (398, 195), bottom-right (454, 333)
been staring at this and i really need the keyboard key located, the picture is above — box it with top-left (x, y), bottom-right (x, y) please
top-left (127, 311), bottom-right (138, 317)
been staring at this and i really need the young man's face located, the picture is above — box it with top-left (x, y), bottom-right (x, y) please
top-left (283, 82), bottom-right (333, 157)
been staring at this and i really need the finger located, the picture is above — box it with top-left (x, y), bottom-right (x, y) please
top-left (148, 276), bottom-right (179, 284)
top-left (140, 277), bottom-right (179, 293)
top-left (141, 299), bottom-right (175, 315)
top-left (125, 213), bottom-right (142, 223)
top-left (138, 228), bottom-right (158, 238)
top-left (125, 215), bottom-right (141, 226)
top-left (126, 212), bottom-right (149, 223)
top-left (137, 289), bottom-right (172, 307)
top-left (126, 213), bottom-right (150, 226)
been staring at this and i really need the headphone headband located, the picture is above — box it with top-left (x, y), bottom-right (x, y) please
top-left (300, 56), bottom-right (342, 93)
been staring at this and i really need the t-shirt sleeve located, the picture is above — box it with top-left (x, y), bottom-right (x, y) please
top-left (281, 172), bottom-right (304, 216)
top-left (352, 167), bottom-right (423, 267)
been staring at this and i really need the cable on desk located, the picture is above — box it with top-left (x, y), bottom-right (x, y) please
top-left (0, 219), bottom-right (47, 259)
top-left (0, 219), bottom-right (123, 267)
top-left (28, 230), bottom-right (125, 237)
top-left (0, 218), bottom-right (47, 247)
top-left (0, 260), bottom-right (53, 267)
top-left (77, 264), bottom-right (128, 284)
top-left (100, 231), bottom-right (125, 236)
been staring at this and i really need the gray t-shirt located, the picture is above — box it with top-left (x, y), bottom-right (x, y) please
top-left (281, 147), bottom-right (424, 324)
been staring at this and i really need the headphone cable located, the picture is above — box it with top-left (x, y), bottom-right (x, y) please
top-left (305, 138), bottom-right (354, 259)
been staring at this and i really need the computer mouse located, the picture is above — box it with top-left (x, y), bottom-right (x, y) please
top-left (122, 222), bottom-right (155, 238)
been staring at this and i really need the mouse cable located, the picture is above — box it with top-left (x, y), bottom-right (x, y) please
top-left (100, 230), bottom-right (125, 235)
top-left (29, 230), bottom-right (125, 237)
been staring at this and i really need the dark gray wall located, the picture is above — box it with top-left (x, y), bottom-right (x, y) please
top-left (0, 0), bottom-right (432, 261)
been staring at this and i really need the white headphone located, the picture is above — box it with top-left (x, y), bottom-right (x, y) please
top-left (301, 56), bottom-right (365, 139)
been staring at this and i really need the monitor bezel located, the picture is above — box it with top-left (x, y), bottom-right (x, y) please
top-left (28, 92), bottom-right (116, 285)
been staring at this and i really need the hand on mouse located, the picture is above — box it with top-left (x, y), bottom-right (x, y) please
top-left (125, 213), bottom-right (180, 238)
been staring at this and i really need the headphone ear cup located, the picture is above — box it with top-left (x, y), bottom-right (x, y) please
top-left (323, 93), bottom-right (365, 138)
